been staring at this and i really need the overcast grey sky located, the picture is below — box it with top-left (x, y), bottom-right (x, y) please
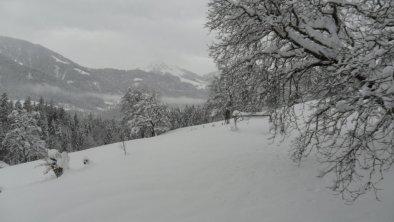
top-left (0, 0), bottom-right (216, 74)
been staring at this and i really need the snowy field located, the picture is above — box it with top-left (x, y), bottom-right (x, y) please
top-left (0, 117), bottom-right (393, 222)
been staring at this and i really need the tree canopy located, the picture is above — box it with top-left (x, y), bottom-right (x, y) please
top-left (207, 0), bottom-right (394, 201)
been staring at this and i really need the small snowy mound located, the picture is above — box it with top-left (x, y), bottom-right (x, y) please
top-left (0, 161), bottom-right (9, 169)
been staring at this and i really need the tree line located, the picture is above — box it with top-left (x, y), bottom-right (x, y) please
top-left (0, 91), bottom-right (216, 165)
top-left (0, 93), bottom-right (125, 165)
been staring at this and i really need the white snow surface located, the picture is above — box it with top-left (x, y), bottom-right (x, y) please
top-left (73, 67), bottom-right (91, 76)
top-left (0, 117), bottom-right (393, 222)
top-left (26, 72), bottom-right (33, 80)
top-left (145, 62), bottom-right (189, 78)
top-left (336, 100), bottom-right (353, 112)
top-left (51, 55), bottom-right (70, 64)
top-left (13, 59), bottom-right (23, 66)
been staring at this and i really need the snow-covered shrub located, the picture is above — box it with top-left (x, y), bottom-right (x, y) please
top-left (40, 149), bottom-right (69, 178)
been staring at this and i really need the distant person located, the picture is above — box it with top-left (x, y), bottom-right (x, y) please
top-left (224, 108), bottom-right (231, 124)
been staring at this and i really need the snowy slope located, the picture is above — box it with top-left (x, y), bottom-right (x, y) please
top-left (143, 63), bottom-right (209, 89)
top-left (0, 117), bottom-right (393, 222)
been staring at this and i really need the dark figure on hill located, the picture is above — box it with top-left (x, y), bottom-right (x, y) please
top-left (224, 108), bottom-right (231, 124)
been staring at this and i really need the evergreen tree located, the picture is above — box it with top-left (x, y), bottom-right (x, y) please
top-left (36, 96), bottom-right (45, 113)
top-left (23, 96), bottom-right (33, 112)
top-left (0, 93), bottom-right (12, 124)
top-left (2, 110), bottom-right (46, 165)
top-left (1, 95), bottom-right (125, 163)
top-left (0, 93), bottom-right (12, 162)
top-left (14, 100), bottom-right (22, 110)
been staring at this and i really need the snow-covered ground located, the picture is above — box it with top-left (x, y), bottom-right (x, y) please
top-left (51, 55), bottom-right (70, 65)
top-left (0, 117), bottom-right (393, 222)
top-left (73, 67), bottom-right (91, 76)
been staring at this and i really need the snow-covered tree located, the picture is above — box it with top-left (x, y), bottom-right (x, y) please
top-left (207, 0), bottom-right (394, 201)
top-left (23, 96), bottom-right (33, 112)
top-left (121, 87), bottom-right (170, 138)
top-left (0, 95), bottom-right (126, 164)
top-left (0, 93), bottom-right (13, 162)
top-left (0, 93), bottom-right (12, 124)
top-left (207, 69), bottom-right (265, 115)
top-left (14, 100), bottom-right (23, 110)
top-left (2, 110), bottom-right (47, 164)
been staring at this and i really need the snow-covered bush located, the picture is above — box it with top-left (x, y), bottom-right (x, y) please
top-left (41, 149), bottom-right (69, 178)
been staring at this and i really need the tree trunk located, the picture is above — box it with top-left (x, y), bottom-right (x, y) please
top-left (150, 121), bottom-right (156, 137)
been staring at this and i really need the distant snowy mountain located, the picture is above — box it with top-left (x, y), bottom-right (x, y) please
top-left (143, 63), bottom-right (209, 90)
top-left (0, 36), bottom-right (211, 111)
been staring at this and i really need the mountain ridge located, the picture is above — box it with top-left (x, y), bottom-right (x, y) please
top-left (0, 36), bottom-right (212, 111)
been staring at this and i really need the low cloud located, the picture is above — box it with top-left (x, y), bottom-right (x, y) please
top-left (0, 0), bottom-right (216, 74)
top-left (161, 96), bottom-right (206, 105)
